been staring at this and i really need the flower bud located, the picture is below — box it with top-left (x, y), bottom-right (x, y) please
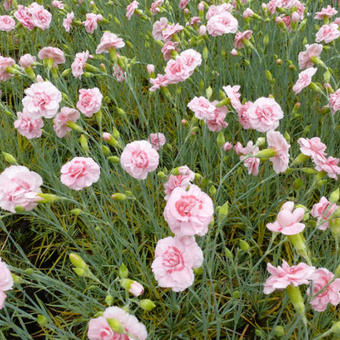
top-left (105, 295), bottom-right (114, 306)
top-left (255, 137), bottom-right (266, 147)
top-left (14, 206), bottom-right (25, 213)
top-left (37, 193), bottom-right (60, 203)
top-left (111, 193), bottom-right (127, 201)
top-left (37, 315), bottom-right (48, 327)
top-left (286, 285), bottom-right (306, 323)
top-left (217, 201), bottom-right (229, 225)
top-left (70, 208), bottom-right (83, 216)
top-left (69, 253), bottom-right (88, 270)
top-left (102, 145), bottom-right (111, 156)
top-left (225, 248), bottom-right (233, 259)
top-left (216, 131), bottom-right (225, 148)
top-left (255, 148), bottom-right (277, 159)
top-left (273, 326), bottom-right (285, 337)
top-left (2, 152), bottom-right (18, 165)
top-left (330, 188), bottom-right (339, 203)
top-left (139, 299), bottom-right (156, 311)
top-left (66, 121), bottom-right (83, 132)
top-left (119, 263), bottom-right (129, 278)
top-left (107, 318), bottom-right (124, 333)
top-left (292, 153), bottom-right (309, 165)
top-left (79, 134), bottom-right (89, 152)
top-left (108, 156), bottom-right (120, 164)
top-left (239, 239), bottom-right (250, 252)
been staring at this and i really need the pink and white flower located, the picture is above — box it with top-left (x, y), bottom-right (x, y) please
top-left (311, 197), bottom-right (338, 230)
top-left (164, 166), bottom-right (195, 200)
top-left (0, 56), bottom-right (15, 82)
top-left (188, 96), bottom-right (215, 120)
top-left (76, 88), bottom-right (103, 117)
top-left (120, 140), bottom-right (159, 180)
top-left (149, 133), bottom-right (166, 150)
top-left (223, 85), bottom-right (242, 112)
top-left (314, 156), bottom-right (340, 179)
top-left (29, 2), bottom-right (52, 30)
top-left (53, 107), bottom-right (80, 138)
top-left (267, 130), bottom-right (290, 174)
top-left (161, 41), bottom-right (179, 61)
top-left (234, 141), bottom-right (260, 176)
top-left (293, 67), bottom-right (317, 95)
top-left (0, 257), bottom-right (13, 309)
top-left (234, 30), bottom-right (252, 49)
top-left (207, 11), bottom-right (238, 37)
top-left (315, 24), bottom-right (340, 44)
top-left (150, 0), bottom-right (163, 15)
top-left (63, 12), bottom-right (74, 32)
top-left (96, 32), bottom-right (125, 54)
top-left (14, 110), bottom-right (44, 139)
top-left (19, 54), bottom-right (36, 69)
top-left (314, 6), bottom-right (338, 20)
top-left (38, 47), bottom-right (65, 67)
top-left (152, 17), bottom-right (168, 40)
top-left (83, 13), bottom-right (103, 34)
top-left (71, 51), bottom-right (90, 78)
top-left (126, 1), bottom-right (139, 20)
top-left (298, 44), bottom-right (323, 70)
top-left (60, 157), bottom-right (100, 191)
top-left (329, 89), bottom-right (340, 114)
top-left (0, 15), bottom-right (15, 31)
top-left (297, 137), bottom-right (327, 163)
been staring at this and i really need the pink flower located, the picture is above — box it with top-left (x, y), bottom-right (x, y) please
top-left (152, 17), bottom-right (168, 40)
top-left (112, 64), bottom-right (127, 82)
top-left (14, 5), bottom-right (34, 30)
top-left (63, 12), bottom-right (74, 32)
top-left (223, 85), bottom-right (242, 112)
top-left (207, 12), bottom-right (238, 37)
top-left (206, 102), bottom-right (228, 132)
top-left (161, 41), bottom-right (179, 61)
top-left (243, 8), bottom-right (254, 18)
top-left (96, 32), bottom-right (125, 54)
top-left (164, 166), bottom-right (195, 200)
top-left (198, 25), bottom-right (207, 35)
top-left (52, 1), bottom-right (64, 9)
top-left (22, 81), bottom-right (62, 119)
top-left (187, 96), bottom-right (215, 120)
top-left (0, 257), bottom-right (13, 310)
top-left (180, 49), bottom-right (202, 72)
top-left (71, 51), bottom-right (89, 78)
top-left (149, 74), bottom-right (169, 91)
top-left (120, 140), bottom-right (159, 180)
top-left (298, 44), bottom-right (323, 70)
top-left (314, 156), bottom-right (340, 179)
top-left (126, 1), bottom-right (139, 20)
top-left (150, 0), bottom-right (163, 15)
top-left (312, 197), bottom-right (338, 230)
top-left (223, 142), bottom-right (233, 151)
top-left (307, 268), bottom-right (340, 312)
top-left (267, 201), bottom-right (305, 235)
top-left (147, 64), bottom-right (155, 74)
top-left (0, 15), bottom-right (15, 31)
top-left (162, 23), bottom-right (184, 41)
top-left (88, 306), bottom-right (147, 340)
top-left (189, 17), bottom-right (201, 26)
top-left (76, 88), bottom-right (103, 117)
top-left (164, 184), bottom-right (213, 237)
top-left (29, 2), bottom-right (52, 30)
top-left (38, 47), bottom-right (65, 67)
top-left (238, 102), bottom-right (253, 129)
top-left (60, 157), bottom-right (100, 190)
top-left (293, 67), bottom-right (317, 95)
top-left (129, 281), bottom-right (144, 297)
top-left (151, 236), bottom-right (203, 292)
top-left (264, 260), bottom-right (315, 294)
top-left (267, 130), bottom-right (290, 174)
top-left (149, 133), bottom-right (166, 150)
top-left (0, 166), bottom-right (43, 213)
top-left (3, 0), bottom-right (13, 11)
top-left (235, 141), bottom-right (260, 176)
top-left (14, 110), bottom-right (44, 139)
top-left (206, 4), bottom-right (233, 20)
top-left (297, 137), bottom-right (326, 163)
top-left (329, 88), bottom-right (340, 114)
top-left (19, 54), bottom-right (36, 68)
top-left (0, 56), bottom-right (15, 82)
top-left (179, 0), bottom-right (189, 10)
top-left (314, 6), bottom-right (338, 20)
top-left (234, 30), bottom-right (252, 49)
top-left (53, 107), bottom-right (80, 138)
top-left (83, 13), bottom-right (102, 34)
top-left (247, 97), bottom-right (284, 132)
top-left (315, 24), bottom-right (340, 44)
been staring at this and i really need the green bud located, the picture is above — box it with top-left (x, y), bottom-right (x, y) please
top-left (239, 239), bottom-right (250, 252)
top-left (102, 145), bottom-right (111, 156)
top-left (255, 148), bottom-right (277, 159)
top-left (37, 193), bottom-right (60, 204)
top-left (202, 46), bottom-right (208, 61)
top-left (80, 134), bottom-right (89, 152)
top-left (265, 70), bottom-right (274, 83)
top-left (111, 193), bottom-right (127, 201)
top-left (324, 70), bottom-right (331, 83)
top-left (301, 168), bottom-right (318, 175)
top-left (105, 295), bottom-right (114, 306)
top-left (286, 285), bottom-right (306, 321)
top-left (66, 121), bottom-right (83, 132)
top-left (139, 299), bottom-right (156, 311)
top-left (157, 171), bottom-right (167, 180)
top-left (263, 34), bottom-right (269, 47)
top-left (107, 318), bottom-right (124, 333)
top-left (199, 79), bottom-right (204, 90)
top-left (225, 248), bottom-right (233, 260)
top-left (120, 278), bottom-right (133, 290)
top-left (70, 208), bottom-right (83, 216)
top-left (119, 263), bottom-right (129, 278)
top-left (69, 253), bottom-right (88, 269)
top-left (216, 131), bottom-right (225, 148)
top-left (232, 290), bottom-right (240, 299)
top-left (25, 268), bottom-right (34, 275)
top-left (209, 185), bottom-right (216, 197)
top-left (329, 188), bottom-right (339, 203)
top-left (2, 152), bottom-right (18, 165)
top-left (37, 315), bottom-right (48, 327)
top-left (193, 267), bottom-right (203, 275)
top-left (335, 264), bottom-right (340, 278)
top-left (205, 86), bottom-right (213, 100)
top-left (61, 68), bottom-right (71, 77)
top-left (292, 153), bottom-right (309, 165)
top-left (273, 326), bottom-right (285, 337)
top-left (108, 156), bottom-right (120, 164)
top-left (12, 273), bottom-right (22, 284)
top-left (14, 206), bottom-right (25, 213)
top-left (218, 201), bottom-right (229, 220)
top-left (96, 111), bottom-right (102, 125)
top-left (330, 218), bottom-right (340, 239)
top-left (255, 137), bottom-right (266, 147)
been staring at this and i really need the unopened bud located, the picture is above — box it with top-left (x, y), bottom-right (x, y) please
top-left (255, 148), bottom-right (277, 159)
top-left (37, 315), bottom-right (48, 327)
top-left (111, 193), bottom-right (127, 201)
top-left (69, 253), bottom-right (88, 269)
top-left (273, 326), bottom-right (285, 337)
top-left (239, 239), bottom-right (250, 252)
top-left (105, 295), bottom-right (114, 306)
top-left (119, 263), bottom-right (129, 278)
top-left (329, 188), bottom-right (339, 203)
top-left (37, 193), bottom-right (60, 203)
top-left (216, 131), bottom-right (225, 148)
top-left (139, 299), bottom-right (156, 311)
top-left (107, 318), bottom-right (124, 333)
top-left (2, 152), bottom-right (18, 165)
top-left (70, 208), bottom-right (83, 216)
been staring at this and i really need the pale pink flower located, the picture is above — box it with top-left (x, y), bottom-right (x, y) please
top-left (311, 197), bottom-right (338, 230)
top-left (147, 64), bottom-right (155, 74)
top-left (71, 51), bottom-right (89, 78)
top-left (149, 133), bottom-right (166, 150)
top-left (96, 32), bottom-right (125, 54)
top-left (19, 54), bottom-right (36, 69)
top-left (189, 17), bottom-right (201, 26)
top-left (120, 140), bottom-right (159, 180)
top-left (243, 8), bottom-right (254, 18)
top-left (29, 2), bottom-right (52, 30)
top-left (149, 74), bottom-right (169, 91)
top-left (207, 12), bottom-right (238, 37)
top-left (161, 41), bottom-right (179, 60)
top-left (60, 157), bottom-right (100, 190)
top-left (247, 97), bottom-right (284, 132)
top-left (267, 201), bottom-right (305, 235)
top-left (197, 2), bottom-right (204, 12)
top-left (129, 281), bottom-right (144, 296)
top-left (22, 81), bottom-right (62, 119)
top-left (223, 142), bottom-right (233, 151)
top-left (293, 67), bottom-right (317, 95)
top-left (315, 24), bottom-right (340, 44)
top-left (238, 102), bottom-right (253, 129)
top-left (14, 5), bottom-right (34, 30)
top-left (3, 0), bottom-right (13, 11)
top-left (14, 110), bottom-right (44, 139)
top-left (53, 107), bottom-right (80, 138)
top-left (180, 49), bottom-right (202, 72)
top-left (230, 48), bottom-right (238, 56)
top-left (297, 137), bottom-right (326, 163)
top-left (63, 12), bottom-right (74, 32)
top-left (314, 156), bottom-right (340, 179)
top-left (264, 260), bottom-right (315, 294)
top-left (329, 88), bottom-right (340, 114)
top-left (206, 102), bottom-right (228, 132)
top-left (164, 184), bottom-right (213, 237)
top-left (0, 15), bottom-right (15, 31)
top-left (0, 257), bottom-right (13, 309)
top-left (112, 64), bottom-right (127, 82)
top-left (187, 96), bottom-right (215, 120)
top-left (38, 47), bottom-right (65, 67)
top-left (234, 141), bottom-right (260, 176)
top-left (307, 268), bottom-right (340, 312)
top-left (152, 236), bottom-right (203, 292)
top-left (52, 1), bottom-right (64, 9)
top-left (298, 44), bottom-right (323, 70)
top-left (76, 88), bottom-right (103, 117)
top-left (234, 30), bottom-right (252, 49)
top-left (150, 0), bottom-right (163, 15)
top-left (0, 166), bottom-right (43, 213)
top-left (164, 166), bottom-right (195, 200)
top-left (198, 25), bottom-right (207, 35)
top-left (164, 58), bottom-right (190, 84)
top-left (223, 85), bottom-right (242, 112)
top-left (334, 17), bottom-right (340, 26)
top-left (126, 1), bottom-right (139, 20)
top-left (88, 306), bottom-right (147, 340)
top-left (152, 17), bottom-right (168, 40)
top-left (314, 6), bottom-right (338, 20)
top-left (179, 0), bottom-right (189, 9)
top-left (267, 130), bottom-right (290, 174)
top-left (0, 56), bottom-right (15, 82)
top-left (83, 13), bottom-right (102, 34)
top-left (162, 23), bottom-right (184, 41)
top-left (206, 4), bottom-right (233, 20)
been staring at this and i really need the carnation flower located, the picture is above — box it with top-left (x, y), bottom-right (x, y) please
top-left (206, 4), bottom-right (233, 20)
top-left (163, 184), bottom-right (214, 237)
top-left (314, 6), bottom-right (338, 20)
top-left (38, 47), bottom-right (65, 67)
top-left (71, 51), bottom-right (90, 78)
top-left (161, 41), bottom-right (179, 61)
top-left (307, 268), bottom-right (340, 312)
top-left (314, 155), bottom-right (340, 179)
top-left (311, 197), bottom-right (338, 230)
top-left (292, 67), bottom-right (317, 95)
top-left (206, 102), bottom-right (228, 132)
top-left (150, 0), bottom-right (163, 15)
top-left (207, 11), bottom-right (238, 37)
top-left (14, 5), bottom-right (34, 30)
top-left (149, 74), bottom-right (169, 92)
top-left (149, 133), bottom-right (166, 150)
top-left (29, 2), bottom-right (52, 30)
top-left (223, 85), bottom-right (242, 112)
top-left (0, 257), bottom-right (13, 310)
top-left (264, 260), bottom-right (315, 294)
top-left (83, 13), bottom-right (103, 34)
top-left (329, 88), bottom-right (340, 114)
top-left (162, 23), bottom-right (184, 41)
top-left (14, 110), bottom-right (44, 139)
top-left (88, 306), bottom-right (147, 340)
top-left (76, 88), bottom-right (103, 117)
top-left (297, 137), bottom-right (327, 163)
top-left (152, 17), bottom-right (168, 40)
top-left (267, 201), bottom-right (305, 235)
top-left (187, 96), bottom-right (216, 120)
top-left (0, 166), bottom-right (43, 213)
top-left (60, 157), bottom-right (100, 190)
top-left (151, 236), bottom-right (203, 292)
top-left (120, 140), bottom-right (159, 180)
top-left (0, 56), bottom-right (15, 82)
top-left (315, 24), bottom-right (340, 44)
top-left (19, 54), bottom-right (36, 69)
top-left (22, 81), bottom-right (62, 119)
top-left (234, 30), bottom-right (252, 49)
top-left (298, 44), bottom-right (323, 70)
top-left (63, 12), bottom-right (74, 32)
top-left (267, 130), bottom-right (290, 174)
top-left (0, 15), bottom-right (15, 31)
top-left (126, 1), bottom-right (139, 20)
top-left (234, 141), bottom-right (259, 176)
top-left (53, 107), bottom-right (80, 138)
top-left (96, 32), bottom-right (125, 54)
